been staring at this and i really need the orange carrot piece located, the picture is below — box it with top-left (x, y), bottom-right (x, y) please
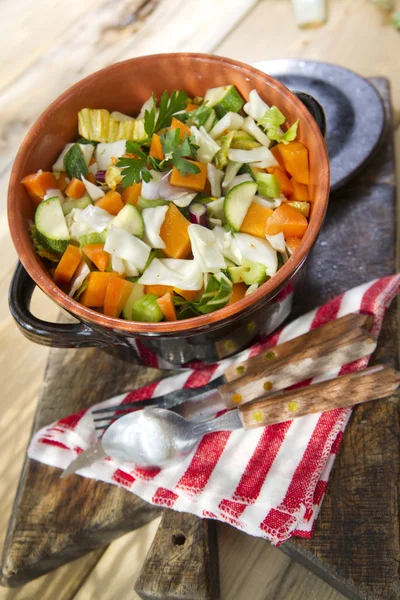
top-left (170, 117), bottom-right (191, 140)
top-left (267, 166), bottom-right (294, 197)
top-left (145, 284), bottom-right (174, 296)
top-left (240, 203), bottom-right (273, 238)
top-left (122, 182), bottom-right (142, 206)
top-left (174, 288), bottom-right (202, 302)
top-left (53, 245), bottom-right (81, 285)
top-left (290, 179), bottom-right (309, 201)
top-left (57, 171), bottom-right (69, 193)
top-left (149, 134), bottom-right (165, 160)
top-left (104, 277), bottom-right (134, 318)
top-left (86, 172), bottom-right (97, 184)
top-left (156, 292), bottom-right (177, 321)
top-left (270, 146), bottom-right (285, 169)
top-left (82, 244), bottom-right (110, 272)
top-left (228, 282), bottom-right (248, 305)
top-left (170, 161), bottom-right (207, 192)
top-left (21, 171), bottom-right (59, 206)
top-left (186, 103), bottom-right (197, 112)
top-left (65, 177), bottom-right (86, 199)
top-left (286, 237), bottom-right (302, 253)
top-left (80, 272), bottom-right (115, 307)
top-left (95, 190), bottom-right (124, 215)
top-left (275, 142), bottom-right (309, 185)
top-left (265, 203), bottom-right (308, 238)
top-left (160, 204), bottom-right (192, 259)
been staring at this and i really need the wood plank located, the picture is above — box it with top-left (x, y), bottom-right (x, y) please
top-left (0, 336), bottom-right (164, 587)
top-left (135, 511), bottom-right (219, 600)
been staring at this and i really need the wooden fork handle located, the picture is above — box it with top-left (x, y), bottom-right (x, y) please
top-left (223, 312), bottom-right (373, 382)
top-left (238, 365), bottom-right (400, 429)
top-left (220, 326), bottom-right (376, 408)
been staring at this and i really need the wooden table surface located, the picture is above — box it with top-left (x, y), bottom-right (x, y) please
top-left (1, 1), bottom-right (399, 598)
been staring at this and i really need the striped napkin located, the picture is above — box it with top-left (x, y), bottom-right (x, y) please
top-left (28, 275), bottom-right (400, 545)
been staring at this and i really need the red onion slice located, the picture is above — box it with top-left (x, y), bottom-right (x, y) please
top-left (95, 170), bottom-right (106, 183)
top-left (189, 202), bottom-right (208, 227)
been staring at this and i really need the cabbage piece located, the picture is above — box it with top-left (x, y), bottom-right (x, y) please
top-left (209, 113), bottom-right (244, 140)
top-left (190, 125), bottom-right (220, 163)
top-left (81, 175), bottom-right (105, 201)
top-left (110, 111), bottom-right (135, 122)
top-left (225, 173), bottom-right (254, 194)
top-left (66, 209), bottom-right (93, 242)
top-left (206, 197), bottom-right (225, 223)
top-left (138, 96), bottom-right (156, 119)
top-left (159, 172), bottom-right (196, 206)
top-left (44, 188), bottom-right (64, 204)
top-left (138, 258), bottom-right (203, 290)
top-left (207, 164), bottom-right (224, 197)
top-left (79, 205), bottom-right (113, 232)
top-left (245, 283), bottom-right (258, 296)
top-left (123, 259), bottom-right (140, 277)
top-left (254, 195), bottom-right (282, 209)
top-left (258, 106), bottom-right (299, 145)
top-left (234, 233), bottom-right (277, 276)
top-left (105, 227), bottom-right (151, 272)
top-left (213, 226), bottom-right (242, 265)
top-left (188, 224), bottom-right (226, 273)
top-left (52, 143), bottom-right (94, 172)
top-left (141, 170), bottom-right (163, 200)
top-left (222, 160), bottom-right (243, 189)
top-left (95, 140), bottom-right (127, 171)
top-left (242, 116), bottom-right (271, 147)
top-left (243, 90), bottom-right (270, 121)
top-left (69, 261), bottom-right (90, 297)
top-left (112, 255), bottom-right (125, 275)
top-left (228, 147), bottom-right (279, 165)
top-left (213, 131), bottom-right (235, 170)
top-left (88, 162), bottom-right (98, 175)
top-left (142, 206), bottom-right (168, 249)
top-left (266, 232), bottom-right (286, 253)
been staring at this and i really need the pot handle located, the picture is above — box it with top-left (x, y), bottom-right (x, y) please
top-left (9, 262), bottom-right (113, 348)
top-left (294, 91), bottom-right (327, 136)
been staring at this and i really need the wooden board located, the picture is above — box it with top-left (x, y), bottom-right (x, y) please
top-left (0, 74), bottom-right (397, 600)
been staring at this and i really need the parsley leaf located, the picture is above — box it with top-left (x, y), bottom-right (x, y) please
top-left (116, 141), bottom-right (152, 187)
top-left (160, 130), bottom-right (201, 177)
top-left (144, 90), bottom-right (188, 137)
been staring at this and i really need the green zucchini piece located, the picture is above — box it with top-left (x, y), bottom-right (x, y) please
top-left (35, 197), bottom-right (70, 253)
top-left (224, 181), bottom-right (257, 232)
top-left (241, 258), bottom-right (267, 285)
top-left (204, 85), bottom-right (245, 119)
top-left (63, 143), bottom-right (89, 180)
top-left (62, 194), bottom-right (92, 216)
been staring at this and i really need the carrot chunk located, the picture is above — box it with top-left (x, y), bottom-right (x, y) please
top-left (265, 203), bottom-right (308, 238)
top-left (266, 166), bottom-right (294, 197)
top-left (21, 171), bottom-right (59, 206)
top-left (104, 277), bottom-right (134, 318)
top-left (160, 204), bottom-right (191, 258)
top-left (286, 237), bottom-right (302, 253)
top-left (65, 177), bottom-right (86, 199)
top-left (290, 179), bottom-right (309, 201)
top-left (170, 117), bottom-right (191, 141)
top-left (228, 282), bottom-right (248, 305)
top-left (275, 142), bottom-right (309, 185)
top-left (122, 182), bottom-right (142, 206)
top-left (95, 190), bottom-right (124, 215)
top-left (174, 288), bottom-right (202, 302)
top-left (57, 171), bottom-right (69, 193)
top-left (170, 161), bottom-right (207, 192)
top-left (149, 134), bottom-right (165, 160)
top-left (240, 203), bottom-right (273, 238)
top-left (186, 103), bottom-right (198, 112)
top-left (156, 292), bottom-right (177, 321)
top-left (82, 244), bottom-right (110, 272)
top-left (53, 245), bottom-right (81, 285)
top-left (80, 272), bottom-right (115, 307)
top-left (145, 284), bottom-right (174, 296)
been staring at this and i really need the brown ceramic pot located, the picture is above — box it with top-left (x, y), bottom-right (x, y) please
top-left (8, 53), bottom-right (329, 369)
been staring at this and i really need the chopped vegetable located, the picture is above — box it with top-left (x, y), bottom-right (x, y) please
top-left (224, 181), bottom-right (257, 231)
top-left (228, 146), bottom-right (278, 166)
top-left (228, 282), bottom-right (248, 304)
top-left (265, 232), bottom-right (286, 253)
top-left (149, 134), bottom-right (165, 160)
top-left (204, 85), bottom-right (244, 118)
top-left (122, 182), bottom-right (142, 205)
top-left (138, 258), bottom-right (203, 290)
top-left (64, 144), bottom-right (89, 180)
top-left (82, 243), bottom-right (110, 271)
top-left (286, 236), bottom-right (302, 253)
top-left (21, 171), bottom-right (59, 206)
top-left (104, 277), bottom-right (135, 318)
top-left (95, 190), bottom-right (124, 215)
top-left (35, 197), bottom-right (71, 253)
top-left (209, 112), bottom-right (244, 140)
top-left (275, 142), bottom-right (309, 185)
top-left (188, 224), bottom-right (226, 273)
top-left (290, 180), bottom-right (309, 202)
top-left (57, 172), bottom-right (69, 193)
top-left (104, 227), bottom-right (151, 272)
top-left (190, 126), bottom-right (220, 163)
top-left (160, 203), bottom-right (191, 258)
top-left (53, 245), bottom-right (82, 285)
top-left (145, 284), bottom-right (174, 296)
top-left (170, 161), bottom-right (207, 192)
top-left (207, 164), bottom-right (224, 197)
top-left (156, 292), bottom-right (177, 321)
top-left (142, 206), bottom-right (168, 248)
top-left (265, 202), bottom-right (308, 238)
top-left (144, 90), bottom-right (188, 137)
top-left (288, 200), bottom-right (310, 217)
top-left (235, 233), bottom-right (278, 276)
top-left (241, 258), bottom-right (267, 285)
top-left (131, 293), bottom-right (164, 322)
top-left (240, 202), bottom-right (273, 238)
top-left (170, 117), bottom-right (191, 140)
top-left (242, 116), bottom-right (271, 147)
top-left (122, 284), bottom-right (145, 320)
top-left (80, 272), bottom-right (115, 307)
top-left (256, 173), bottom-right (281, 199)
top-left (266, 166), bottom-right (294, 197)
top-left (188, 202), bottom-right (208, 226)
top-left (65, 177), bottom-right (86, 199)
top-left (111, 203), bottom-right (144, 237)
top-left (243, 90), bottom-right (270, 121)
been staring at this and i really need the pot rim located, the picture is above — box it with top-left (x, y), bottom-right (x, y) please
top-left (8, 52), bottom-right (329, 334)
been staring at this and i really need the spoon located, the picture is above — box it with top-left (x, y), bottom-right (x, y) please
top-left (102, 365), bottom-right (400, 468)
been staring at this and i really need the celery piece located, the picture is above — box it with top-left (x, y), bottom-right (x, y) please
top-left (256, 173), bottom-right (281, 198)
top-left (131, 294), bottom-right (164, 322)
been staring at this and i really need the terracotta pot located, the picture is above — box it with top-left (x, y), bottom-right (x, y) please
top-left (8, 53), bottom-right (329, 369)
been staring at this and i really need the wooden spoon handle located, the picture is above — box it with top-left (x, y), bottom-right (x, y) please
top-left (238, 365), bottom-right (400, 429)
top-left (223, 312), bottom-right (373, 382)
top-left (220, 326), bottom-right (377, 408)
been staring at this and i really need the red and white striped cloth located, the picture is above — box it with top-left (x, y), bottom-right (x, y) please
top-left (28, 275), bottom-right (400, 545)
